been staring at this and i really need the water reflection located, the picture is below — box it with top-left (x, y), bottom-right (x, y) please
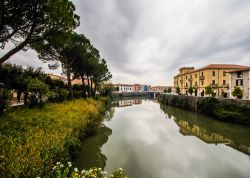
top-left (76, 126), bottom-right (112, 170)
top-left (112, 98), bottom-right (143, 107)
top-left (160, 104), bottom-right (250, 156)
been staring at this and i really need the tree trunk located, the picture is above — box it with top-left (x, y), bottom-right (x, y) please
top-left (24, 91), bottom-right (28, 105)
top-left (90, 78), bottom-right (94, 96)
top-left (80, 74), bottom-right (86, 99)
top-left (17, 90), bottom-right (22, 102)
top-left (0, 19), bottom-right (36, 64)
top-left (87, 75), bottom-right (91, 97)
top-left (66, 65), bottom-right (73, 99)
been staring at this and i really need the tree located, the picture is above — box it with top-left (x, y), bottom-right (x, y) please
top-left (175, 86), bottom-right (180, 94)
top-left (232, 86), bottom-right (243, 99)
top-left (188, 86), bottom-right (194, 96)
top-left (167, 87), bottom-right (172, 94)
top-left (0, 0), bottom-right (79, 64)
top-left (27, 77), bottom-right (49, 104)
top-left (205, 86), bottom-right (213, 96)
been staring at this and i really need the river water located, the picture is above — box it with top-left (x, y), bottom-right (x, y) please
top-left (77, 98), bottom-right (250, 178)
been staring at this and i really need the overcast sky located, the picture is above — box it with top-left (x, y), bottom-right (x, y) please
top-left (3, 0), bottom-right (250, 85)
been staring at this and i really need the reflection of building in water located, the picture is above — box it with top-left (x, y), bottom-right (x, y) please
top-left (177, 120), bottom-right (230, 144)
top-left (117, 99), bottom-right (143, 107)
top-left (175, 119), bottom-right (250, 155)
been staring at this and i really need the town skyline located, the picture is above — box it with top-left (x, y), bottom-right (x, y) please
top-left (3, 0), bottom-right (250, 85)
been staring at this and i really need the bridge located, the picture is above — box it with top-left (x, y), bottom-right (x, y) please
top-left (114, 91), bottom-right (164, 98)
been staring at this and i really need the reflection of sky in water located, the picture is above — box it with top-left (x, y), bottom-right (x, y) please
top-left (101, 100), bottom-right (250, 178)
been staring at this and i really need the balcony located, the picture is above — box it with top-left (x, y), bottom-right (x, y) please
top-left (188, 78), bottom-right (193, 81)
top-left (199, 76), bottom-right (205, 80)
top-left (210, 84), bottom-right (218, 88)
top-left (184, 85), bottom-right (188, 89)
top-left (221, 84), bottom-right (229, 88)
top-left (193, 85), bottom-right (198, 89)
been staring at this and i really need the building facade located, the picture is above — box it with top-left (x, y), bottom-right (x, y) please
top-left (174, 64), bottom-right (249, 97)
top-left (228, 67), bottom-right (250, 100)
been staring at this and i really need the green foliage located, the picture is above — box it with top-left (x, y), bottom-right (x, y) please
top-left (99, 83), bottom-right (115, 97)
top-left (188, 86), bottom-right (194, 96)
top-left (232, 86), bottom-right (243, 99)
top-left (167, 87), bottom-right (172, 94)
top-left (205, 86), bottom-right (213, 96)
top-left (48, 87), bottom-right (68, 102)
top-left (197, 97), bottom-right (219, 116)
top-left (0, 88), bottom-right (9, 114)
top-left (1, 0), bottom-right (80, 63)
top-left (175, 86), bottom-right (180, 94)
top-left (0, 99), bottom-right (106, 177)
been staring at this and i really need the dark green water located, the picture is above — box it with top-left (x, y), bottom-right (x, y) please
top-left (77, 98), bottom-right (250, 178)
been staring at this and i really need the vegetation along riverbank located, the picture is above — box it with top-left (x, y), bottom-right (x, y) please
top-left (158, 94), bottom-right (250, 125)
top-left (0, 98), bottom-right (110, 177)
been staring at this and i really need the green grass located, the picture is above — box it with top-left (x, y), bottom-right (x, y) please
top-left (0, 98), bottom-right (106, 178)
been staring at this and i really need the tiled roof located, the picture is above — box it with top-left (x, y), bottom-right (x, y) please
top-left (228, 67), bottom-right (250, 73)
top-left (175, 64), bottom-right (249, 77)
top-left (195, 64), bottom-right (249, 71)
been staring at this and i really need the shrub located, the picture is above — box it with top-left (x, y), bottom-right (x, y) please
top-left (0, 99), bottom-right (106, 177)
top-left (197, 97), bottom-right (219, 116)
top-left (0, 88), bottom-right (9, 114)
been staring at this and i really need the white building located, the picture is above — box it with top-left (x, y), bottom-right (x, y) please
top-left (228, 67), bottom-right (250, 100)
top-left (114, 84), bottom-right (134, 93)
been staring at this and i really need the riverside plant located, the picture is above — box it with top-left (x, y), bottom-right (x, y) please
top-left (50, 162), bottom-right (129, 178)
top-left (0, 98), bottom-right (108, 177)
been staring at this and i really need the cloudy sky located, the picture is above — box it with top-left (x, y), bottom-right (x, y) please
top-left (4, 0), bottom-right (250, 85)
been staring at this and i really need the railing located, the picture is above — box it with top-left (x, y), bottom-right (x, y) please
top-left (199, 76), bottom-right (205, 80)
top-left (184, 86), bottom-right (188, 89)
top-left (210, 84), bottom-right (218, 88)
top-left (221, 84), bottom-right (229, 88)
top-left (188, 78), bottom-right (193, 81)
top-left (193, 85), bottom-right (198, 89)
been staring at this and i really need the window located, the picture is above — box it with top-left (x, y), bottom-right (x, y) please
top-left (223, 71), bottom-right (226, 76)
top-left (223, 80), bottom-right (226, 85)
top-left (212, 80), bottom-right (215, 85)
top-left (186, 76), bottom-right (187, 79)
top-left (237, 72), bottom-right (243, 78)
top-left (190, 75), bottom-right (192, 79)
top-left (212, 71), bottom-right (215, 76)
top-left (201, 72), bottom-right (204, 76)
top-left (195, 74), bottom-right (197, 78)
top-left (236, 79), bottom-right (243, 86)
top-left (201, 81), bottom-right (204, 85)
top-left (195, 81), bottom-right (197, 86)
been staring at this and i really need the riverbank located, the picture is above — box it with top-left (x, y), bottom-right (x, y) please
top-left (158, 94), bottom-right (250, 125)
top-left (0, 98), bottom-right (108, 177)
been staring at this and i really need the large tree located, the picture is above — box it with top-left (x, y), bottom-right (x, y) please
top-left (0, 0), bottom-right (79, 64)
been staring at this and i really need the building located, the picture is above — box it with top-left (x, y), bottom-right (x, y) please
top-left (228, 67), bottom-right (250, 100)
top-left (48, 74), bottom-right (67, 83)
top-left (174, 64), bottom-right (249, 97)
top-left (150, 86), bottom-right (172, 93)
top-left (113, 83), bottom-right (151, 93)
top-left (114, 84), bottom-right (134, 93)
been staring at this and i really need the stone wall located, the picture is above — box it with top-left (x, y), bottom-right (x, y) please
top-left (158, 94), bottom-right (250, 112)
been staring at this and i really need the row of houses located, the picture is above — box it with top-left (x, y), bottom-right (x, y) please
top-left (173, 64), bottom-right (250, 100)
top-left (113, 84), bottom-right (173, 93)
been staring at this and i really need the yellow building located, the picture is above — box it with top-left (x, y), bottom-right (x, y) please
top-left (174, 64), bottom-right (249, 97)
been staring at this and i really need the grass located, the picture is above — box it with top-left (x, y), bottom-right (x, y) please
top-left (0, 98), bottom-right (107, 178)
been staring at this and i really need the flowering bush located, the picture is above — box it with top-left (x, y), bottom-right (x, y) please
top-left (51, 162), bottom-right (129, 178)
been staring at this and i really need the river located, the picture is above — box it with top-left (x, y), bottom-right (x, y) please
top-left (77, 98), bottom-right (250, 178)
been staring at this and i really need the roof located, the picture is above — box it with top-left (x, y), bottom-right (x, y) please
top-left (175, 64), bottom-right (249, 77)
top-left (195, 64), bottom-right (249, 71)
top-left (227, 67), bottom-right (250, 73)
